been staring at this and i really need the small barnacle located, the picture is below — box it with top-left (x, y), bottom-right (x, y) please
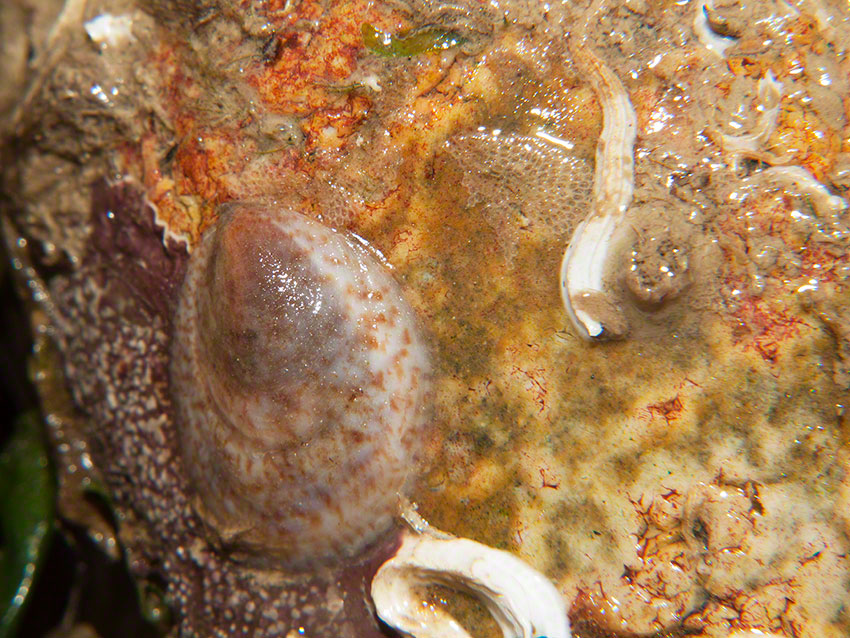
top-left (625, 223), bottom-right (690, 309)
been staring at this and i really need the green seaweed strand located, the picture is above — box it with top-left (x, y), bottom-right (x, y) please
top-left (361, 23), bottom-right (463, 57)
top-left (0, 412), bottom-right (54, 638)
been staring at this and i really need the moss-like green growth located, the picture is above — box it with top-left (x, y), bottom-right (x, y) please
top-left (361, 23), bottom-right (464, 57)
top-left (0, 412), bottom-right (54, 638)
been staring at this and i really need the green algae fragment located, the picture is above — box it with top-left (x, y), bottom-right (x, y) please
top-left (0, 412), bottom-right (54, 638)
top-left (361, 23), bottom-right (464, 57)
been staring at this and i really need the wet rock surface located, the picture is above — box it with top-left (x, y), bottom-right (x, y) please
top-left (2, 0), bottom-right (850, 637)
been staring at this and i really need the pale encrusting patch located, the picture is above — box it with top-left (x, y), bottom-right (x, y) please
top-left (444, 128), bottom-right (593, 258)
top-left (171, 202), bottom-right (431, 566)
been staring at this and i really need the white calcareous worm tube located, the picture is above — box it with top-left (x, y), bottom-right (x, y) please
top-left (371, 509), bottom-right (571, 638)
top-left (559, 0), bottom-right (637, 340)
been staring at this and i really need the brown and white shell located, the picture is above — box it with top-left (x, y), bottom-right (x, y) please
top-left (170, 202), bottom-right (431, 567)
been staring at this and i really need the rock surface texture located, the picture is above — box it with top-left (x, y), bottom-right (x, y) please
top-left (2, 0), bottom-right (850, 637)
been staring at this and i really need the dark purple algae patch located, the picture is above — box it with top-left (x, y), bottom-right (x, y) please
top-left (45, 179), bottom-right (408, 638)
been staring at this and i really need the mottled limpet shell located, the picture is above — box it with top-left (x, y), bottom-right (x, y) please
top-left (171, 202), bottom-right (431, 567)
